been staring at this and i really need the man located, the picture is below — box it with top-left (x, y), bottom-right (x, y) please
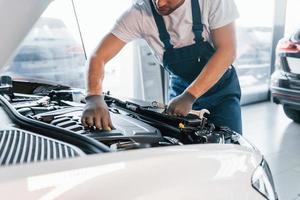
top-left (81, 0), bottom-right (242, 134)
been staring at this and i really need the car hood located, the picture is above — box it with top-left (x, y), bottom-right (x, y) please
top-left (0, 144), bottom-right (263, 200)
top-left (0, 0), bottom-right (51, 71)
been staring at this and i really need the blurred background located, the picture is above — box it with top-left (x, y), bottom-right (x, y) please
top-left (3, 0), bottom-right (298, 104)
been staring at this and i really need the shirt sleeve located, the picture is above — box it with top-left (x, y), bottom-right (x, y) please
top-left (110, 4), bottom-right (144, 43)
top-left (208, 0), bottom-right (240, 30)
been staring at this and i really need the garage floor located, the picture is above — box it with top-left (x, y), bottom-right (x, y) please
top-left (242, 101), bottom-right (300, 200)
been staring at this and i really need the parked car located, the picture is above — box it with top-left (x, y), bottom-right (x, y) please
top-left (0, 0), bottom-right (278, 199)
top-left (271, 28), bottom-right (300, 123)
top-left (0, 77), bottom-right (278, 200)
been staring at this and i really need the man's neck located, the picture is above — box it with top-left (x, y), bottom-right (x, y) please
top-left (174, 0), bottom-right (185, 11)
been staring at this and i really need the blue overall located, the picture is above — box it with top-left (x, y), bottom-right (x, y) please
top-left (149, 0), bottom-right (242, 134)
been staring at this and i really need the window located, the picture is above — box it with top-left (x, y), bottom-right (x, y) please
top-left (4, 0), bottom-right (135, 98)
top-left (234, 0), bottom-right (274, 104)
top-left (4, 0), bottom-right (86, 88)
top-left (74, 0), bottom-right (134, 97)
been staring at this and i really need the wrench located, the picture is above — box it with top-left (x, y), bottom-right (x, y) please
top-left (151, 101), bottom-right (210, 119)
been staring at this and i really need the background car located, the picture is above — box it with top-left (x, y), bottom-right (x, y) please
top-left (3, 17), bottom-right (86, 88)
top-left (271, 28), bottom-right (300, 123)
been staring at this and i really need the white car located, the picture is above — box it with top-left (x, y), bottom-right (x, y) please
top-left (0, 0), bottom-right (277, 199)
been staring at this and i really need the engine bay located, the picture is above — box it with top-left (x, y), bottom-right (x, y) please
top-left (0, 76), bottom-right (250, 164)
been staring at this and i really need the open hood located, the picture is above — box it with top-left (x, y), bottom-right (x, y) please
top-left (0, 0), bottom-right (52, 70)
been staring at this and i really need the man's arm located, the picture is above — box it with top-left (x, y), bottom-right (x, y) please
top-left (87, 33), bottom-right (126, 96)
top-left (186, 22), bottom-right (237, 97)
top-left (81, 33), bottom-right (126, 130)
top-left (166, 22), bottom-right (237, 116)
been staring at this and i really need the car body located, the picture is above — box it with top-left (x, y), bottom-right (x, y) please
top-left (0, 0), bottom-right (277, 199)
top-left (0, 144), bottom-right (265, 200)
top-left (271, 28), bottom-right (300, 123)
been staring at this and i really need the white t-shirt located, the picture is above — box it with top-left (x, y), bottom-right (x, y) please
top-left (111, 0), bottom-right (239, 63)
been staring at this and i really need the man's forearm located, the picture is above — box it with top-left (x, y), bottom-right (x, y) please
top-left (86, 56), bottom-right (106, 96)
top-left (85, 33), bottom-right (126, 96)
top-left (186, 47), bottom-right (236, 98)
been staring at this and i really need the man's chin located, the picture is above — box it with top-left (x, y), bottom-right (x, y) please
top-left (157, 9), bottom-right (173, 15)
top-left (158, 10), bottom-right (172, 15)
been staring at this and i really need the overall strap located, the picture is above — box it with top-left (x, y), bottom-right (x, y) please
top-left (191, 0), bottom-right (204, 43)
top-left (149, 0), bottom-right (173, 50)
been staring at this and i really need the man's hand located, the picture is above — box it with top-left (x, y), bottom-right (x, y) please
top-left (81, 95), bottom-right (114, 130)
top-left (167, 91), bottom-right (196, 116)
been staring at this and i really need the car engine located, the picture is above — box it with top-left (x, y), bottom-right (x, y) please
top-left (0, 76), bottom-right (251, 166)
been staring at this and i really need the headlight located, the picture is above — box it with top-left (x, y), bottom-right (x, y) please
top-left (252, 159), bottom-right (278, 200)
